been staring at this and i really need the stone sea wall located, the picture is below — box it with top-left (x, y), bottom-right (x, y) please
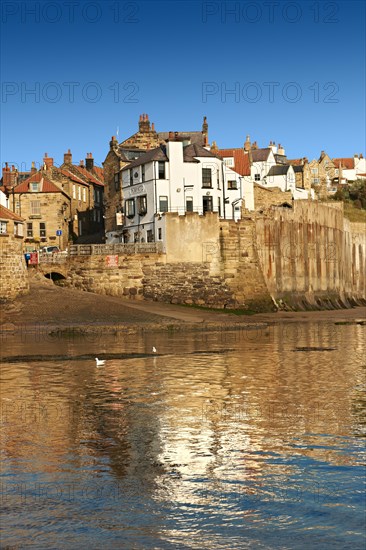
top-left (55, 204), bottom-right (365, 311)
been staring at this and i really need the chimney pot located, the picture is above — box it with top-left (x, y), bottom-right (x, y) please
top-left (43, 153), bottom-right (54, 168)
top-left (64, 150), bottom-right (72, 164)
top-left (85, 152), bottom-right (94, 171)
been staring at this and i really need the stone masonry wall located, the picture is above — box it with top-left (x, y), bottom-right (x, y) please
top-left (255, 201), bottom-right (366, 308)
top-left (60, 205), bottom-right (365, 312)
top-left (0, 234), bottom-right (29, 300)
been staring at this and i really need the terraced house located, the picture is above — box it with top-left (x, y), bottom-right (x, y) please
top-left (117, 134), bottom-right (244, 244)
top-left (103, 114), bottom-right (209, 241)
top-left (7, 151), bottom-right (104, 250)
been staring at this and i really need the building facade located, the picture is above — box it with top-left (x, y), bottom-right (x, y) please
top-left (110, 137), bottom-right (245, 244)
top-left (103, 114), bottom-right (209, 240)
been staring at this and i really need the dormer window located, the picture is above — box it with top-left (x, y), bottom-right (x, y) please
top-left (31, 182), bottom-right (39, 192)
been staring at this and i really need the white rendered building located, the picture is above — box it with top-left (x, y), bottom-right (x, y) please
top-left (115, 137), bottom-right (250, 244)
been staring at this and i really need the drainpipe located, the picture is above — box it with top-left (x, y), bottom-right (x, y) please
top-left (221, 162), bottom-right (226, 219)
top-left (153, 161), bottom-right (157, 239)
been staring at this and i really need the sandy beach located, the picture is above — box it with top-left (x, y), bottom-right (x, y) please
top-left (1, 274), bottom-right (365, 335)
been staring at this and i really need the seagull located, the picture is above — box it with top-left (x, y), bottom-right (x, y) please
top-left (95, 358), bottom-right (105, 367)
top-left (152, 347), bottom-right (157, 353)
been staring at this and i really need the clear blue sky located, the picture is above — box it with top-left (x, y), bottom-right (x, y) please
top-left (1, 0), bottom-right (365, 170)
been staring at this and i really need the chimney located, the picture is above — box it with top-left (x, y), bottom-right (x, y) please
top-left (244, 135), bottom-right (251, 151)
top-left (168, 131), bottom-right (174, 140)
top-left (139, 113), bottom-right (150, 133)
top-left (43, 153), bottom-right (54, 169)
top-left (360, 153), bottom-right (363, 159)
top-left (110, 135), bottom-right (118, 150)
top-left (151, 122), bottom-right (155, 131)
top-left (85, 152), bottom-right (94, 171)
top-left (211, 141), bottom-right (218, 151)
top-left (277, 144), bottom-right (285, 156)
top-left (2, 163), bottom-right (18, 188)
top-left (2, 163), bottom-right (11, 187)
top-left (31, 161), bottom-right (37, 174)
top-left (79, 160), bottom-right (85, 168)
top-left (64, 149), bottom-right (72, 164)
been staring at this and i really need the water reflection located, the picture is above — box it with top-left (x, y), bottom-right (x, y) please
top-left (1, 322), bottom-right (365, 549)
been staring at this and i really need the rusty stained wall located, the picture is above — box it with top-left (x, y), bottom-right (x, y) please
top-left (255, 201), bottom-right (366, 308)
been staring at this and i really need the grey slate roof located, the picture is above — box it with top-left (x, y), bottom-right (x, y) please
top-left (122, 146), bottom-right (168, 169)
top-left (251, 148), bottom-right (272, 162)
top-left (158, 131), bottom-right (205, 145)
top-left (121, 143), bottom-right (217, 169)
top-left (183, 143), bottom-right (217, 162)
top-left (293, 165), bottom-right (304, 173)
top-left (267, 165), bottom-right (291, 176)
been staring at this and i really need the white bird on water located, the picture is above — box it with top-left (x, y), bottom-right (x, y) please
top-left (95, 358), bottom-right (105, 367)
top-left (152, 347), bottom-right (157, 353)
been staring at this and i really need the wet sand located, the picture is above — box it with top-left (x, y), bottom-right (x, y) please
top-left (1, 275), bottom-right (365, 335)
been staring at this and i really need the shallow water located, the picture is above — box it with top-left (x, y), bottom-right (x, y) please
top-left (1, 322), bottom-right (365, 549)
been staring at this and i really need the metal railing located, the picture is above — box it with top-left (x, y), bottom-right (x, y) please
top-left (69, 242), bottom-right (164, 256)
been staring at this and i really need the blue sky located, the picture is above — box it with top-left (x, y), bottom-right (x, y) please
top-left (1, 0), bottom-right (365, 170)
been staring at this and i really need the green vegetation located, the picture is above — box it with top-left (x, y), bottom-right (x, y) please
top-left (329, 180), bottom-right (366, 222)
top-left (331, 179), bottom-right (366, 207)
top-left (343, 203), bottom-right (366, 223)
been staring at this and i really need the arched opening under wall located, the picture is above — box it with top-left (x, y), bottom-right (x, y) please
top-left (43, 272), bottom-right (67, 284)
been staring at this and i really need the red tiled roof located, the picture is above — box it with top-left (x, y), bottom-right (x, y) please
top-left (59, 169), bottom-right (85, 184)
top-left (72, 166), bottom-right (104, 186)
top-left (0, 204), bottom-right (24, 221)
top-left (287, 159), bottom-right (303, 166)
top-left (13, 172), bottom-right (63, 193)
top-left (214, 148), bottom-right (251, 176)
top-left (92, 166), bottom-right (104, 183)
top-left (333, 158), bottom-right (354, 169)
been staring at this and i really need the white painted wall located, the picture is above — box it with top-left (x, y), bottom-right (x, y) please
top-left (118, 142), bottom-right (249, 243)
top-left (0, 189), bottom-right (9, 208)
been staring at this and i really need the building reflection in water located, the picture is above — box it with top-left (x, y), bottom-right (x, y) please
top-left (1, 322), bottom-right (364, 535)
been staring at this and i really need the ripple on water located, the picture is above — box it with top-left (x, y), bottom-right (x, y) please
top-left (0, 324), bottom-right (365, 549)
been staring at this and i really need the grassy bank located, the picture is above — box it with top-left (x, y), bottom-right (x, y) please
top-left (343, 203), bottom-right (366, 223)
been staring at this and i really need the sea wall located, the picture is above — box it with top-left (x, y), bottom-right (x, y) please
top-left (255, 201), bottom-right (366, 309)
top-left (58, 204), bottom-right (366, 311)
